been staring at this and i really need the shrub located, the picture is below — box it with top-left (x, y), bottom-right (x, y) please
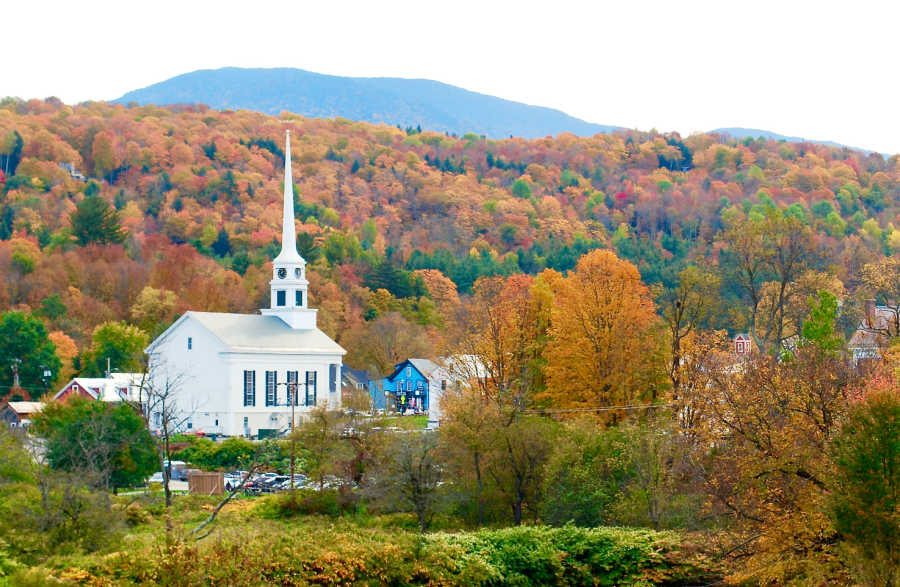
top-left (36, 522), bottom-right (720, 586)
top-left (124, 503), bottom-right (152, 526)
top-left (254, 489), bottom-right (355, 518)
top-left (430, 525), bottom-right (719, 586)
top-left (0, 538), bottom-right (21, 580)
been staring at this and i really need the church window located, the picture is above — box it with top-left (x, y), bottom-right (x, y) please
top-left (243, 370), bottom-right (256, 406)
top-left (187, 337), bottom-right (192, 350)
top-left (287, 371), bottom-right (299, 405)
top-left (406, 366), bottom-right (411, 377)
top-left (329, 364), bottom-right (337, 393)
top-left (305, 370), bottom-right (317, 406)
top-left (265, 371), bottom-right (277, 406)
top-left (295, 290), bottom-right (303, 306)
top-left (276, 290), bottom-right (286, 306)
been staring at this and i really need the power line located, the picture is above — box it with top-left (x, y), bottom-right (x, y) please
top-left (0, 384), bottom-right (54, 392)
top-left (524, 403), bottom-right (673, 415)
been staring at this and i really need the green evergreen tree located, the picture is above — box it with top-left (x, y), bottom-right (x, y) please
top-left (297, 232), bottom-right (321, 263)
top-left (0, 206), bottom-right (13, 240)
top-left (211, 228), bottom-right (232, 257)
top-left (231, 251), bottom-right (251, 275)
top-left (1, 130), bottom-right (23, 176)
top-left (70, 196), bottom-right (127, 246)
top-left (36, 293), bottom-right (67, 321)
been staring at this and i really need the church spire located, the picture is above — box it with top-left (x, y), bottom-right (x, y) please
top-left (261, 129), bottom-right (316, 329)
top-left (274, 130), bottom-right (303, 264)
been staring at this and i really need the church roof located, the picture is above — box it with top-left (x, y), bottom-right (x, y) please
top-left (185, 311), bottom-right (345, 355)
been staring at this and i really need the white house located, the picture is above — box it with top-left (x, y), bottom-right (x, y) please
top-left (54, 373), bottom-right (145, 403)
top-left (849, 298), bottom-right (899, 363)
top-left (144, 131), bottom-right (346, 438)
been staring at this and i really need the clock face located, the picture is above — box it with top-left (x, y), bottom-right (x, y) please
top-left (295, 268), bottom-right (302, 279)
top-left (277, 268), bottom-right (287, 279)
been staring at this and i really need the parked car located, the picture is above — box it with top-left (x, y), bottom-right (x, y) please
top-left (264, 475), bottom-right (289, 490)
top-left (224, 474), bottom-right (246, 491)
top-left (163, 460), bottom-right (188, 481)
top-left (147, 471), bottom-right (164, 484)
top-left (276, 475), bottom-right (307, 490)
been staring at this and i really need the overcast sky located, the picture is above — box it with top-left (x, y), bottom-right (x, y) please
top-left (6, 1), bottom-right (899, 153)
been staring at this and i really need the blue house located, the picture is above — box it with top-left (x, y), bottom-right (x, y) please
top-left (369, 358), bottom-right (444, 416)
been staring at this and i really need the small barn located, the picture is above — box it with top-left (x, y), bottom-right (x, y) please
top-left (0, 401), bottom-right (44, 428)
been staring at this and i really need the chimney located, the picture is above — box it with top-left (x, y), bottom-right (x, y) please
top-left (864, 298), bottom-right (876, 329)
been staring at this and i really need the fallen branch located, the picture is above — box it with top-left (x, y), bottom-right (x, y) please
top-left (188, 465), bottom-right (262, 541)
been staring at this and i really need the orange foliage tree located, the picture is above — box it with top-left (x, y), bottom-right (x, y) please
top-left (542, 249), bottom-right (666, 410)
top-left (456, 274), bottom-right (546, 413)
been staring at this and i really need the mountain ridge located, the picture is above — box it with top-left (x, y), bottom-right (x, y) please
top-left (113, 67), bottom-right (623, 139)
top-left (112, 68), bottom-right (880, 152)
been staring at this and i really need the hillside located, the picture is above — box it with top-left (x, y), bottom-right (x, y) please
top-left (0, 97), bottom-right (897, 385)
top-left (113, 67), bottom-right (622, 139)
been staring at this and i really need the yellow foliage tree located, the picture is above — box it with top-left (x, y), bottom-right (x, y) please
top-left (542, 249), bottom-right (665, 410)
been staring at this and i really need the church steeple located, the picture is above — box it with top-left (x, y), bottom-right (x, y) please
top-left (274, 131), bottom-right (303, 264)
top-left (260, 130), bottom-right (317, 329)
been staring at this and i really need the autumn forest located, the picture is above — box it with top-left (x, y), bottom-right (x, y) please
top-left (1, 96), bottom-right (900, 584)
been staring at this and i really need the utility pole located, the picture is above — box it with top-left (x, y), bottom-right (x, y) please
top-left (11, 358), bottom-right (21, 388)
top-left (290, 379), bottom-right (297, 490)
top-left (276, 379), bottom-right (299, 490)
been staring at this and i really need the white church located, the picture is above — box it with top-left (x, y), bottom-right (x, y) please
top-left (144, 131), bottom-right (346, 438)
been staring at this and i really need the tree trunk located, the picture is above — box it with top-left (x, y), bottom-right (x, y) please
top-left (418, 506), bottom-right (427, 534)
top-left (162, 431), bottom-right (172, 508)
top-left (474, 451), bottom-right (484, 527)
top-left (513, 499), bottom-right (523, 526)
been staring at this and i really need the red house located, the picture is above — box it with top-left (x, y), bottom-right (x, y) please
top-left (54, 373), bottom-right (144, 403)
top-left (734, 334), bottom-right (752, 355)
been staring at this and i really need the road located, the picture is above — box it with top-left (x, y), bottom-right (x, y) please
top-left (119, 480), bottom-right (188, 496)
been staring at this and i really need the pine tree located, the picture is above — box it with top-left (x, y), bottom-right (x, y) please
top-left (211, 228), bottom-right (232, 257)
top-left (70, 196), bottom-right (127, 246)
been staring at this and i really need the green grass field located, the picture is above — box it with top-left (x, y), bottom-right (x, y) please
top-left (5, 491), bottom-right (722, 586)
top-left (382, 414), bottom-right (429, 429)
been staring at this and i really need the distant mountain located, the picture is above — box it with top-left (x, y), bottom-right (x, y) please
top-left (113, 67), bottom-right (622, 139)
top-left (711, 127), bottom-right (872, 153)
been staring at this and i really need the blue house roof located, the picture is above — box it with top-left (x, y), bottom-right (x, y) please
top-left (386, 358), bottom-right (440, 381)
